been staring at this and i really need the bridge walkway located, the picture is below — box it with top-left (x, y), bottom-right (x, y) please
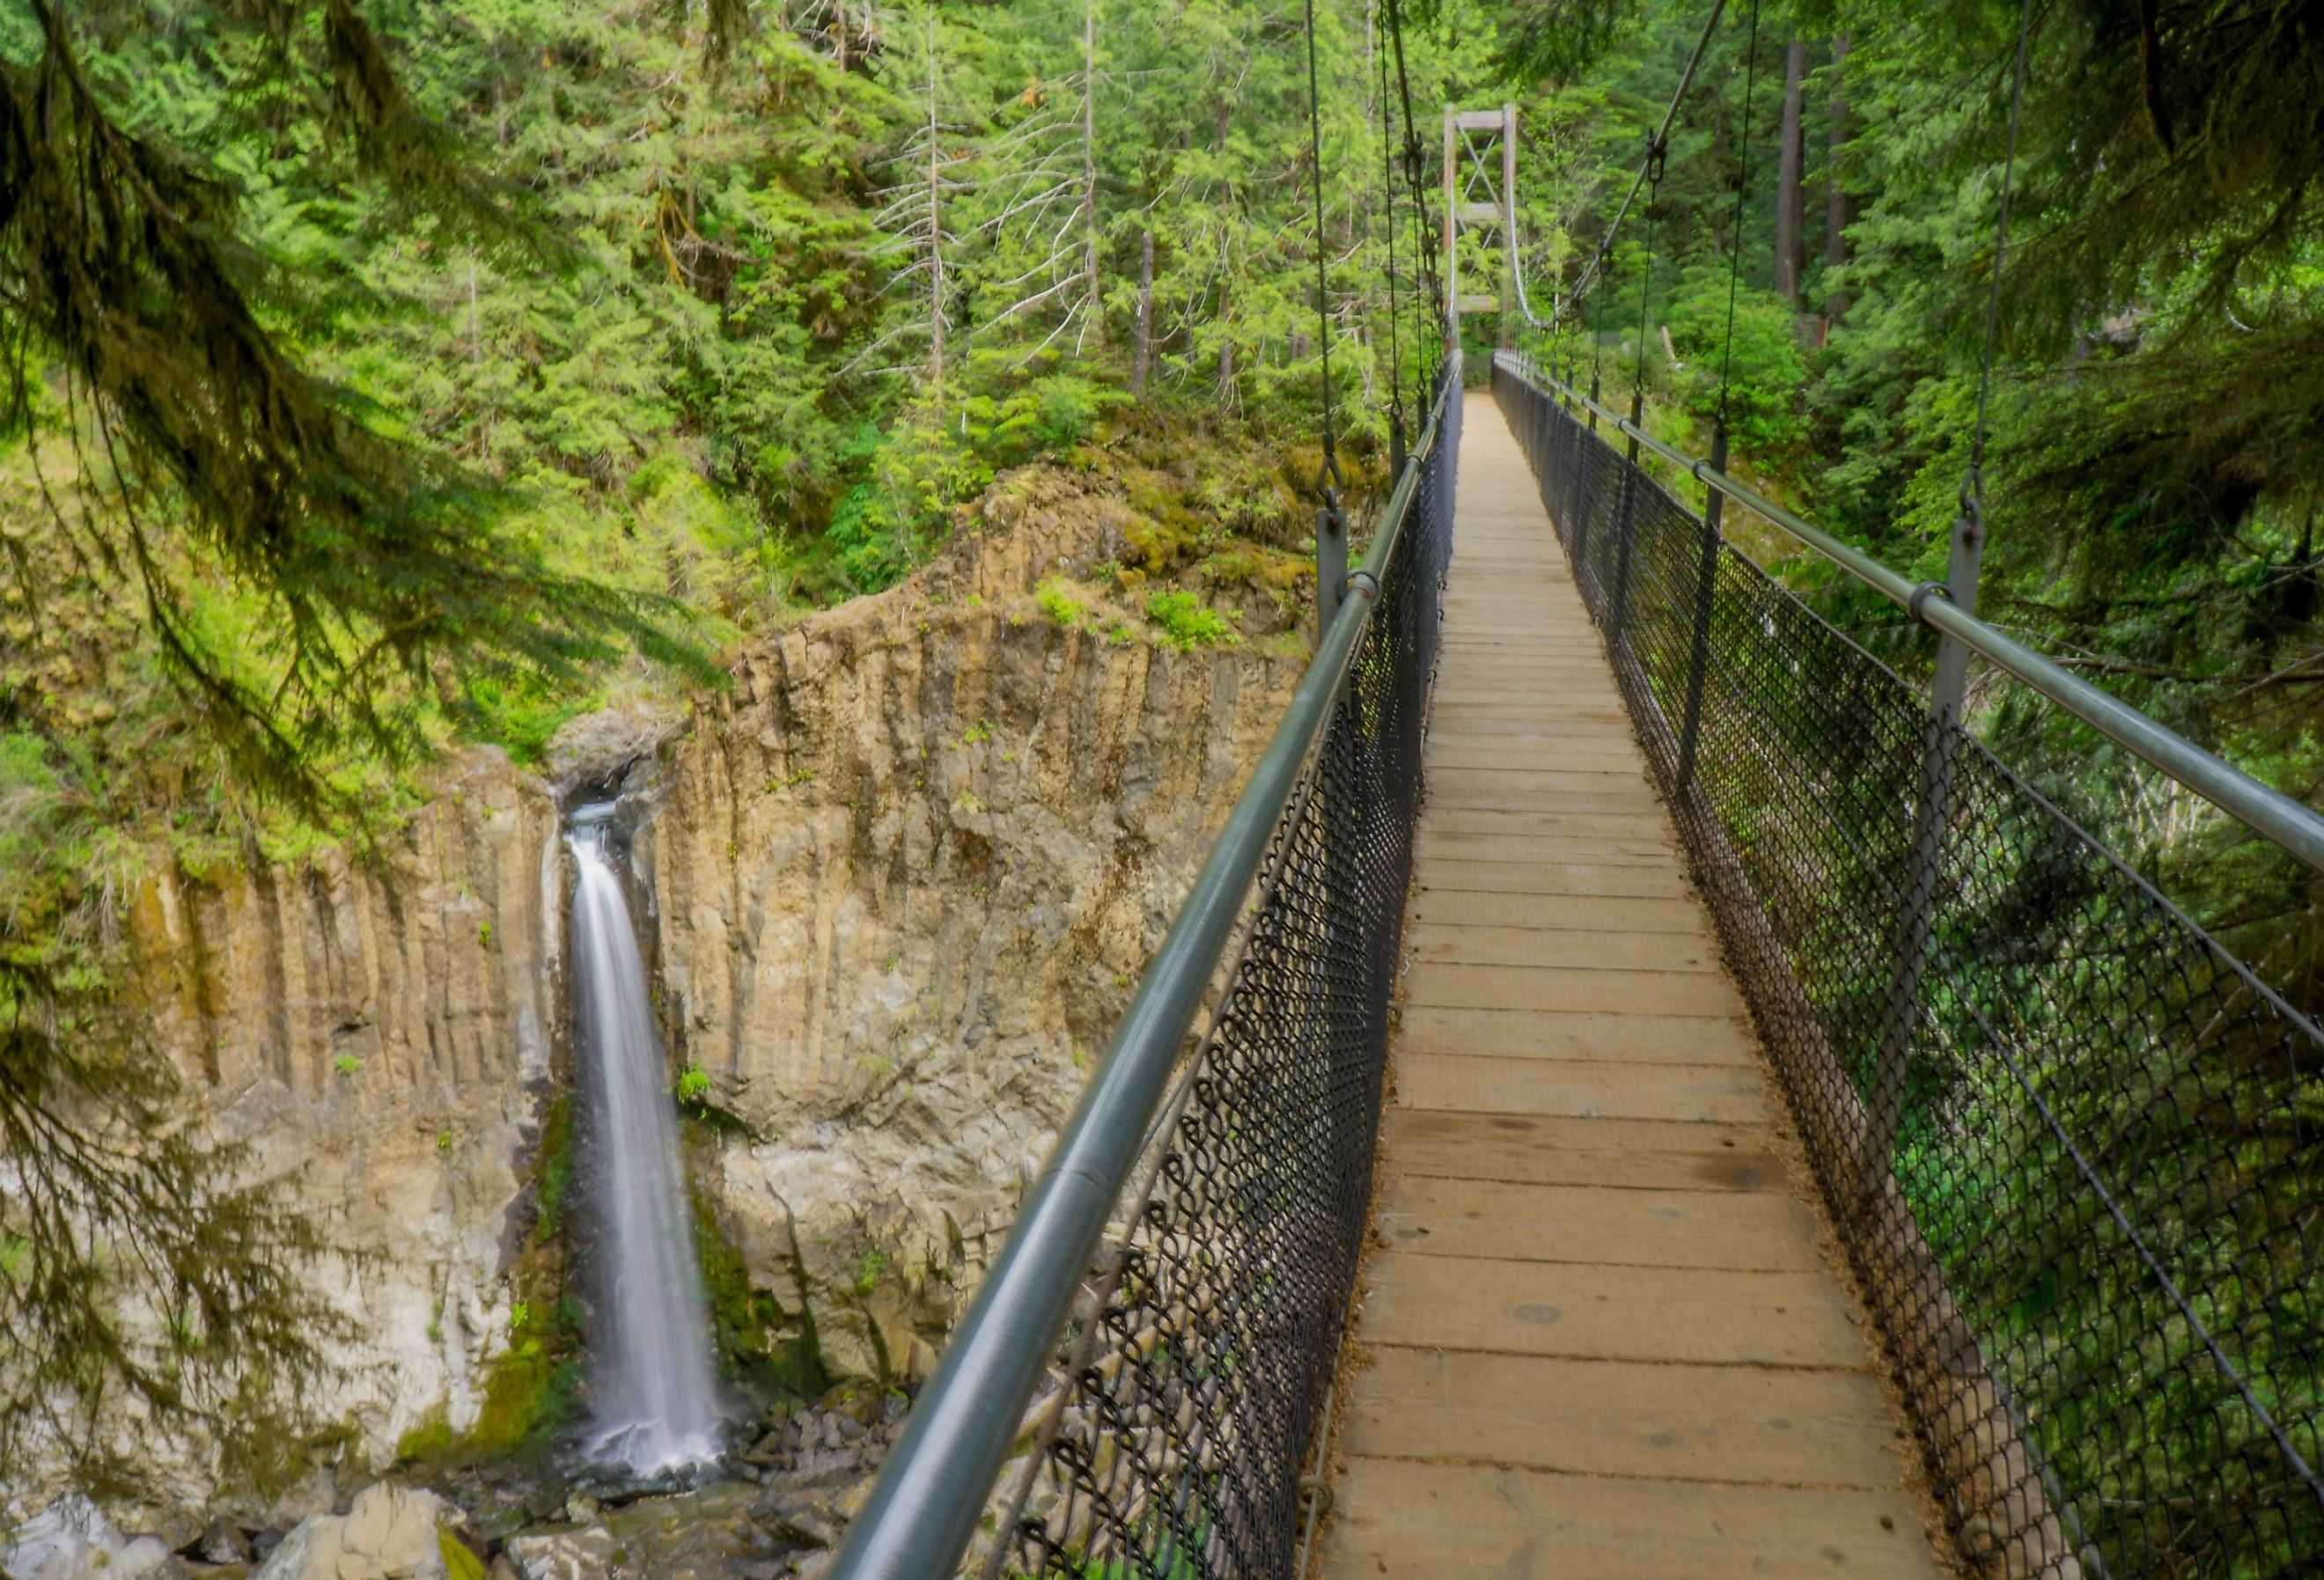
top-left (1317, 392), bottom-right (1953, 1579)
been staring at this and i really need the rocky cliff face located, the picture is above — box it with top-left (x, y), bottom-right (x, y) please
top-left (122, 751), bottom-right (564, 1526)
top-left (645, 466), bottom-right (1302, 1384)
top-left (92, 460), bottom-right (1302, 1527)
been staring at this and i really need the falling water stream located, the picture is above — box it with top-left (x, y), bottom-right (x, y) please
top-left (566, 802), bottom-right (724, 1474)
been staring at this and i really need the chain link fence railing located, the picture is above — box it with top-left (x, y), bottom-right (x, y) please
top-left (984, 385), bottom-right (1456, 1580)
top-left (1495, 351), bottom-right (2324, 1580)
top-left (827, 364), bottom-right (1459, 1580)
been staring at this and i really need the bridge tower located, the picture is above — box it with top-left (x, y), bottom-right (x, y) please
top-left (1444, 104), bottom-right (1518, 340)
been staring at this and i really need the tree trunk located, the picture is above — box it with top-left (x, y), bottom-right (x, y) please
top-left (1775, 35), bottom-right (1806, 304)
top-left (1131, 228), bottom-right (1155, 393)
top-left (1079, 3), bottom-right (1100, 343)
top-left (1824, 33), bottom-right (1851, 334)
top-left (1217, 230), bottom-right (1235, 408)
top-left (927, 13), bottom-right (945, 408)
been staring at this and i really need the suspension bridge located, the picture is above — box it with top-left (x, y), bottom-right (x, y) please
top-left (1315, 379), bottom-right (1946, 1578)
top-left (815, 6), bottom-right (2324, 1575)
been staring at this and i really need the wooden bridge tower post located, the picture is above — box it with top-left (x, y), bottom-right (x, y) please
top-left (1444, 105), bottom-right (1519, 356)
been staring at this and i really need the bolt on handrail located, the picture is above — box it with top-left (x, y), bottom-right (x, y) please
top-left (1497, 349), bottom-right (2324, 876)
top-left (824, 354), bottom-right (1460, 1580)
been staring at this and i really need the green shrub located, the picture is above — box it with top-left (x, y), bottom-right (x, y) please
top-left (1144, 590), bottom-right (1239, 650)
top-left (1036, 578), bottom-right (1090, 629)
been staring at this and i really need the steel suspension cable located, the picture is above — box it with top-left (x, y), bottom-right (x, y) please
top-left (1961, 0), bottom-right (2034, 508)
top-left (1377, 0), bottom-right (1405, 442)
top-left (1632, 149), bottom-right (1663, 399)
top-left (1383, 0), bottom-right (1445, 335)
top-left (1303, 0), bottom-right (1341, 482)
top-left (1714, 0), bottom-right (1763, 424)
top-left (1560, 0), bottom-right (1728, 322)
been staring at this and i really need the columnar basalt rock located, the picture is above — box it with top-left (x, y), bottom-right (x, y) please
top-left (78, 462), bottom-right (1299, 1526)
top-left (646, 477), bottom-right (1299, 1381)
top-left (114, 750), bottom-right (560, 1525)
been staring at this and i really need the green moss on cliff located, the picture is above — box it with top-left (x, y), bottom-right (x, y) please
top-left (691, 1184), bottom-right (829, 1403)
top-left (395, 1095), bottom-right (584, 1468)
top-left (533, 1092), bottom-right (576, 1245)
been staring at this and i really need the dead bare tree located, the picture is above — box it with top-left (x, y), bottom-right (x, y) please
top-left (1079, 0), bottom-right (1102, 349)
top-left (857, 9), bottom-right (968, 390)
top-left (1131, 228), bottom-right (1156, 392)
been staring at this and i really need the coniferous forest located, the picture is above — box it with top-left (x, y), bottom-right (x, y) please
top-left (4, 0), bottom-right (2324, 1575)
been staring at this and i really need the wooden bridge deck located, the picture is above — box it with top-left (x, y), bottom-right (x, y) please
top-left (1317, 392), bottom-right (1951, 1580)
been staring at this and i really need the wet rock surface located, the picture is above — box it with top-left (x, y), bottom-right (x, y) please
top-left (151, 1394), bottom-right (902, 1580)
top-left (30, 461), bottom-right (1292, 1534)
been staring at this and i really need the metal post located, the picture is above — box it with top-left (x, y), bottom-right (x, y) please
top-left (1557, 355), bottom-right (1579, 544)
top-left (1573, 370), bottom-right (1602, 572)
top-left (1608, 389), bottom-right (1645, 634)
top-left (1541, 386), bottom-right (1554, 508)
top-left (1675, 419), bottom-right (1728, 791)
top-left (1531, 358), bottom-right (1548, 492)
top-left (1862, 485), bottom-right (1985, 1208)
top-left (1316, 502), bottom-right (1348, 643)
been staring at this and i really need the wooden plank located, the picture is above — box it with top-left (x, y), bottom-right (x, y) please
top-left (1423, 769), bottom-right (1662, 801)
top-left (1415, 833), bottom-right (1682, 870)
top-left (1434, 678), bottom-right (1629, 695)
top-left (1396, 1005), bottom-right (1752, 1064)
top-left (1423, 767), bottom-right (1651, 790)
top-left (1356, 1252), bottom-right (1872, 1368)
top-left (1415, 857), bottom-right (1688, 898)
top-left (1426, 748), bottom-right (1650, 775)
top-left (1431, 706), bottom-right (1636, 724)
top-left (1421, 706), bottom-right (1634, 724)
top-left (1410, 890), bottom-right (1710, 935)
top-left (1403, 961), bottom-right (1737, 1017)
top-left (1378, 1109), bottom-right (1784, 1191)
top-left (1321, 1459), bottom-right (1946, 1580)
top-left (1340, 1348), bottom-right (1916, 1488)
top-left (1439, 627), bottom-right (1595, 635)
top-left (1394, 1051), bottom-right (1768, 1123)
top-left (1432, 697), bottom-right (1632, 715)
top-left (1428, 705), bottom-right (1636, 724)
top-left (1421, 720), bottom-right (1642, 744)
top-left (1373, 1175), bottom-right (1825, 1270)
top-left (1408, 923), bottom-right (1716, 972)
top-left (1417, 807), bottom-right (1676, 839)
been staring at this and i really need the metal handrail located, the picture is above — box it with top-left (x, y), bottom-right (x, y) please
top-left (824, 355), bottom-right (1460, 1580)
top-left (1497, 349), bottom-right (2324, 875)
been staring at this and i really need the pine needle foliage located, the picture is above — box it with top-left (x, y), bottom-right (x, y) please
top-left (0, 729), bottom-right (339, 1497)
top-left (0, 0), bottom-right (705, 816)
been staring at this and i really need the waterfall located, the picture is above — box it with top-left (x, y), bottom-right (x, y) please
top-left (565, 803), bottom-right (724, 1474)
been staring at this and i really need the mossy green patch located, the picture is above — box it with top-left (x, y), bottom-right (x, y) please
top-left (438, 1527), bottom-right (487, 1580)
top-left (533, 1092), bottom-right (576, 1245)
top-left (1035, 578), bottom-right (1090, 630)
top-left (464, 1329), bottom-right (585, 1459)
top-left (394, 1407), bottom-right (459, 1466)
top-left (1144, 590), bottom-right (1238, 650)
top-left (691, 1185), bottom-right (829, 1402)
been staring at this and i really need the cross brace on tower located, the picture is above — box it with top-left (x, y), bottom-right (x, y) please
top-left (1444, 104), bottom-right (1517, 331)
